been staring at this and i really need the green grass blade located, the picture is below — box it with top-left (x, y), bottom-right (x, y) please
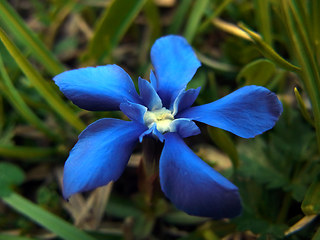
top-left (0, 55), bottom-right (59, 140)
top-left (0, 28), bottom-right (86, 132)
top-left (280, 0), bottom-right (320, 150)
top-left (184, 0), bottom-right (210, 42)
top-left (1, 192), bottom-right (97, 240)
top-left (0, 235), bottom-right (40, 240)
top-left (0, 95), bottom-right (3, 133)
top-left (167, 0), bottom-right (192, 34)
top-left (143, 0), bottom-right (161, 42)
top-left (0, 145), bottom-right (59, 160)
top-left (302, 182), bottom-right (320, 215)
top-left (0, 1), bottom-right (65, 76)
top-left (238, 23), bottom-right (301, 73)
top-left (312, 226), bottom-right (320, 240)
top-left (311, 0), bottom-right (320, 61)
top-left (288, 0), bottom-right (320, 90)
top-left (294, 87), bottom-right (315, 127)
top-left (254, 0), bottom-right (272, 46)
top-left (196, 51), bottom-right (238, 73)
top-left (84, 0), bottom-right (147, 63)
top-left (44, 1), bottom-right (77, 50)
top-left (198, 0), bottom-right (233, 33)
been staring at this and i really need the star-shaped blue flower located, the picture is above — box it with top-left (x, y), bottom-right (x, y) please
top-left (54, 35), bottom-right (282, 219)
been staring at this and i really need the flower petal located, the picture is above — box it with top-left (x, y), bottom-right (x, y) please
top-left (63, 118), bottom-right (147, 199)
top-left (150, 70), bottom-right (157, 90)
top-left (177, 85), bottom-right (283, 138)
top-left (172, 87), bottom-right (201, 115)
top-left (170, 118), bottom-right (201, 138)
top-left (54, 64), bottom-right (141, 111)
top-left (160, 133), bottom-right (242, 218)
top-left (151, 35), bottom-right (201, 107)
top-left (120, 101), bottom-right (147, 124)
top-left (138, 77), bottom-right (162, 110)
top-left (139, 124), bottom-right (164, 142)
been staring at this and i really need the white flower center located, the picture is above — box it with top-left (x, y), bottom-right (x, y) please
top-left (143, 107), bottom-right (174, 133)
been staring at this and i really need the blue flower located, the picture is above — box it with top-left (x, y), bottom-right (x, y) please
top-left (54, 35), bottom-right (282, 219)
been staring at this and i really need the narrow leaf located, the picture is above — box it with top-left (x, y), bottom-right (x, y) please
top-left (1, 192), bottom-right (97, 240)
top-left (301, 182), bottom-right (320, 215)
top-left (238, 23), bottom-right (301, 73)
top-left (143, 0), bottom-right (161, 42)
top-left (168, 0), bottom-right (192, 34)
top-left (184, 0), bottom-right (210, 42)
top-left (254, 0), bottom-right (272, 46)
top-left (0, 28), bottom-right (85, 132)
top-left (294, 87), bottom-right (315, 127)
top-left (0, 55), bottom-right (59, 140)
top-left (198, 0), bottom-right (233, 33)
top-left (285, 215), bottom-right (317, 236)
top-left (0, 145), bottom-right (59, 160)
top-left (0, 234), bottom-right (40, 240)
top-left (0, 162), bottom-right (25, 197)
top-left (280, 0), bottom-right (320, 151)
top-left (85, 0), bottom-right (147, 62)
top-left (0, 1), bottom-right (65, 75)
top-left (312, 226), bottom-right (320, 240)
top-left (197, 51), bottom-right (238, 73)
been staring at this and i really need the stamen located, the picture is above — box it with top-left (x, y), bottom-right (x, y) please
top-left (143, 107), bottom-right (174, 133)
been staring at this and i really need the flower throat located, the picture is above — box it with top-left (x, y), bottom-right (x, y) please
top-left (143, 107), bottom-right (174, 133)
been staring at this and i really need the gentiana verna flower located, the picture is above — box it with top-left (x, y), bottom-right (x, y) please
top-left (54, 35), bottom-right (282, 219)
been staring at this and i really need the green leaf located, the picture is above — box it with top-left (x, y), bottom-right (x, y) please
top-left (237, 137), bottom-right (289, 189)
top-left (254, 0), bottom-right (272, 46)
top-left (106, 196), bottom-right (142, 218)
top-left (133, 214), bottom-right (155, 239)
top-left (238, 23), bottom-right (301, 73)
top-left (207, 126), bottom-right (239, 168)
top-left (198, 0), bottom-right (233, 33)
top-left (187, 68), bottom-right (207, 90)
top-left (106, 195), bottom-right (154, 238)
top-left (196, 51), bottom-right (238, 73)
top-left (0, 145), bottom-right (59, 161)
top-left (84, 0), bottom-right (147, 63)
top-left (234, 213), bottom-right (287, 239)
top-left (143, 0), bottom-right (161, 42)
top-left (238, 107), bottom-right (318, 202)
top-left (184, 0), bottom-right (210, 42)
top-left (1, 192), bottom-right (97, 240)
top-left (312, 226), bottom-right (320, 240)
top-left (0, 162), bottom-right (25, 196)
top-left (167, 0), bottom-right (192, 34)
top-left (0, 27), bottom-right (86, 132)
top-left (0, 1), bottom-right (65, 76)
top-left (302, 182), bottom-right (320, 215)
top-left (0, 54), bottom-right (58, 140)
top-left (163, 211), bottom-right (207, 225)
top-left (236, 59), bottom-right (276, 86)
top-left (294, 87), bottom-right (315, 127)
top-left (0, 235), bottom-right (40, 240)
top-left (280, 0), bottom-right (320, 151)
top-left (310, 0), bottom-right (320, 61)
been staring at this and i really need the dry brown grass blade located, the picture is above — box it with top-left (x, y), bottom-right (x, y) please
top-left (55, 168), bottom-right (113, 230)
